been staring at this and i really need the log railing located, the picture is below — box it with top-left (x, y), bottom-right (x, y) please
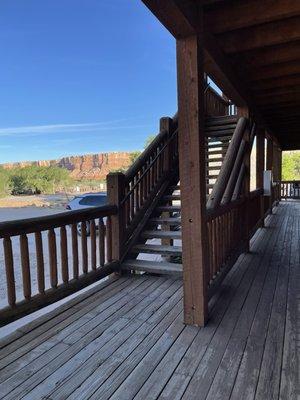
top-left (281, 180), bottom-right (300, 199)
top-left (204, 85), bottom-right (234, 117)
top-left (0, 205), bottom-right (117, 325)
top-left (107, 116), bottom-right (179, 259)
top-left (0, 87), bottom-right (234, 326)
top-left (206, 189), bottom-right (263, 297)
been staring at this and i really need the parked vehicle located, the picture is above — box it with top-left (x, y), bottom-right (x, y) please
top-left (66, 193), bottom-right (108, 235)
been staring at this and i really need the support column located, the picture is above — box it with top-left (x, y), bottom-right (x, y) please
top-left (256, 127), bottom-right (265, 227)
top-left (177, 33), bottom-right (209, 326)
top-left (266, 137), bottom-right (274, 213)
top-left (244, 125), bottom-right (251, 252)
top-left (107, 172), bottom-right (125, 263)
top-left (266, 137), bottom-right (273, 172)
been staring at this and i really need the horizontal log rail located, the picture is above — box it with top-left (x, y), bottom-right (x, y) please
top-left (281, 180), bottom-right (300, 199)
top-left (0, 205), bottom-right (118, 325)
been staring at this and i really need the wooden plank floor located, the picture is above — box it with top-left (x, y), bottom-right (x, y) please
top-left (0, 201), bottom-right (299, 400)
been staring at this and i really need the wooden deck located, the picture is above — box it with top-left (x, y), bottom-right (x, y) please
top-left (0, 201), bottom-right (299, 400)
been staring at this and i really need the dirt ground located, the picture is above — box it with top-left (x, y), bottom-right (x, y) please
top-left (0, 193), bottom-right (70, 211)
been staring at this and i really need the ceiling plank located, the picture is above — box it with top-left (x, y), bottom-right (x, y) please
top-left (205, 0), bottom-right (300, 34)
top-left (230, 41), bottom-right (300, 68)
top-left (248, 60), bottom-right (300, 81)
top-left (217, 16), bottom-right (300, 53)
top-left (257, 95), bottom-right (300, 106)
top-left (253, 84), bottom-right (300, 97)
top-left (251, 74), bottom-right (300, 90)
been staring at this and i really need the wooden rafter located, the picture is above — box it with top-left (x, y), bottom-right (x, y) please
top-left (205, 0), bottom-right (300, 33)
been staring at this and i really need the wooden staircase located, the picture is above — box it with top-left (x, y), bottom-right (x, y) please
top-left (121, 114), bottom-right (239, 276)
top-left (122, 185), bottom-right (183, 276)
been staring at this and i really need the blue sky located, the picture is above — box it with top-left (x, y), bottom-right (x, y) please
top-left (0, 0), bottom-right (178, 163)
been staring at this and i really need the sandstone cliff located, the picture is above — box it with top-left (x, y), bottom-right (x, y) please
top-left (2, 152), bottom-right (133, 180)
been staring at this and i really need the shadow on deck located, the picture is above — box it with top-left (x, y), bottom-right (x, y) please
top-left (0, 201), bottom-right (298, 399)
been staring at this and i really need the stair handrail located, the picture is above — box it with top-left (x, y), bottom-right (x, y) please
top-left (232, 122), bottom-right (257, 201)
top-left (125, 118), bottom-right (178, 183)
top-left (122, 127), bottom-right (178, 204)
top-left (207, 117), bottom-right (248, 210)
top-left (222, 121), bottom-right (256, 205)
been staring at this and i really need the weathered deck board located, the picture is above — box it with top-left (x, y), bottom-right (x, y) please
top-left (0, 201), bottom-right (298, 400)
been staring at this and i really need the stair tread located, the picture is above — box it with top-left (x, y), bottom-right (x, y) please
top-left (157, 205), bottom-right (181, 211)
top-left (131, 243), bottom-right (182, 255)
top-left (142, 230), bottom-right (181, 239)
top-left (205, 116), bottom-right (238, 126)
top-left (149, 217), bottom-right (181, 224)
top-left (122, 259), bottom-right (182, 276)
top-left (163, 195), bottom-right (181, 200)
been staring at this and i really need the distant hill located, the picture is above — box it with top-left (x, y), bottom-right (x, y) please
top-left (2, 152), bottom-right (133, 180)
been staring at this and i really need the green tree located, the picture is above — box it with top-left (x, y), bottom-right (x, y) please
top-left (0, 167), bottom-right (10, 196)
top-left (145, 135), bottom-right (156, 148)
top-left (130, 151), bottom-right (141, 164)
top-left (282, 151), bottom-right (300, 180)
top-left (8, 166), bottom-right (72, 194)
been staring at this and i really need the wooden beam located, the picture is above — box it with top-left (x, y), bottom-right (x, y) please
top-left (256, 93), bottom-right (300, 106)
top-left (142, 0), bottom-right (250, 107)
top-left (203, 46), bottom-right (248, 106)
top-left (205, 0), bottom-right (300, 34)
top-left (231, 41), bottom-right (300, 68)
top-left (218, 16), bottom-right (300, 54)
top-left (141, 0), bottom-right (197, 38)
top-left (249, 60), bottom-right (300, 81)
top-left (253, 84), bottom-right (300, 97)
top-left (251, 74), bottom-right (300, 90)
top-left (177, 32), bottom-right (209, 326)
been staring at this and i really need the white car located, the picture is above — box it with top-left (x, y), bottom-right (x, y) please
top-left (66, 193), bottom-right (108, 235)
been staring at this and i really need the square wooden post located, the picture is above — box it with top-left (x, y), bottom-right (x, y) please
top-left (266, 137), bottom-right (273, 213)
top-left (160, 117), bottom-right (174, 249)
top-left (244, 125), bottom-right (251, 252)
top-left (107, 172), bottom-right (125, 263)
top-left (177, 33), bottom-right (209, 327)
top-left (256, 127), bottom-right (265, 227)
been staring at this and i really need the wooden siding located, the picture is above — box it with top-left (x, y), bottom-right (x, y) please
top-left (0, 201), bottom-right (298, 399)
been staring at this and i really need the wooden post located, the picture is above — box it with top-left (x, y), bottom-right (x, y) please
top-left (160, 117), bottom-right (174, 249)
top-left (177, 32), bottom-right (209, 326)
top-left (244, 123), bottom-right (251, 252)
top-left (236, 107), bottom-right (249, 118)
top-left (107, 172), bottom-right (125, 263)
top-left (266, 137), bottom-right (273, 212)
top-left (256, 127), bottom-right (265, 227)
top-left (266, 137), bottom-right (273, 171)
top-left (160, 117), bottom-right (173, 174)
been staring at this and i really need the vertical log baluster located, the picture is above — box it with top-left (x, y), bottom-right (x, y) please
top-left (20, 234), bottom-right (31, 300)
top-left (81, 221), bottom-right (88, 274)
top-left (60, 226), bottom-right (69, 283)
top-left (99, 218), bottom-right (105, 266)
top-left (48, 229), bottom-right (58, 288)
top-left (106, 216), bottom-right (112, 263)
top-left (71, 224), bottom-right (79, 279)
top-left (3, 237), bottom-right (16, 307)
top-left (35, 232), bottom-right (45, 294)
top-left (90, 220), bottom-right (97, 271)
